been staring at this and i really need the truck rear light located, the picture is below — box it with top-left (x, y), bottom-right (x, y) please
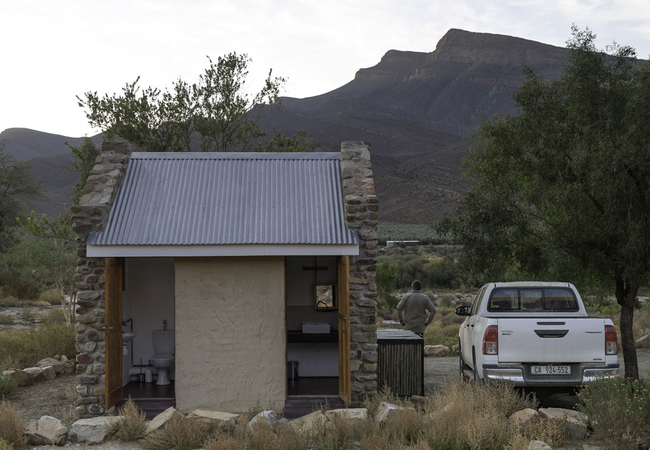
top-left (605, 325), bottom-right (618, 355)
top-left (483, 325), bottom-right (498, 355)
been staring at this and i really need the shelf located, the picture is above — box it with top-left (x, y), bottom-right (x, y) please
top-left (287, 331), bottom-right (338, 343)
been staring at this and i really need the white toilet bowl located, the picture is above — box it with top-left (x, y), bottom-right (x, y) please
top-left (152, 329), bottom-right (174, 386)
top-left (151, 354), bottom-right (174, 385)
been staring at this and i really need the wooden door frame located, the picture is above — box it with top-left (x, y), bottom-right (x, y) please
top-left (337, 255), bottom-right (351, 405)
top-left (105, 257), bottom-right (124, 410)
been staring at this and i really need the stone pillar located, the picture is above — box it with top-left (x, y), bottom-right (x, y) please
top-left (340, 141), bottom-right (379, 405)
top-left (70, 140), bottom-right (131, 418)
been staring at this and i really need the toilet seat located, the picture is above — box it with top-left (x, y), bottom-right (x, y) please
top-left (152, 354), bottom-right (174, 365)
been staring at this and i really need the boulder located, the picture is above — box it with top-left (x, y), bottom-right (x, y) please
top-left (1, 369), bottom-right (33, 386)
top-left (26, 416), bottom-right (68, 445)
top-left (145, 406), bottom-right (183, 435)
top-left (287, 410), bottom-right (328, 433)
top-left (38, 357), bottom-right (66, 374)
top-left (187, 409), bottom-right (240, 432)
top-left (23, 367), bottom-right (48, 382)
top-left (247, 410), bottom-right (277, 430)
top-left (539, 407), bottom-right (588, 440)
top-left (451, 344), bottom-right (460, 355)
top-left (424, 345), bottom-right (451, 357)
top-left (527, 440), bottom-right (552, 450)
top-left (41, 365), bottom-right (57, 381)
top-left (374, 402), bottom-right (410, 422)
top-left (69, 416), bottom-right (117, 444)
top-left (636, 334), bottom-right (650, 348)
top-left (509, 408), bottom-right (539, 429)
top-left (324, 408), bottom-right (367, 427)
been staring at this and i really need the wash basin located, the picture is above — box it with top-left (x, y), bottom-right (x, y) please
top-left (122, 332), bottom-right (136, 343)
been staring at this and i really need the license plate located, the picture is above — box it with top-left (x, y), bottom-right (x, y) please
top-left (532, 365), bottom-right (571, 375)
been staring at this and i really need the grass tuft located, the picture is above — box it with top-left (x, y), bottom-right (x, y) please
top-left (0, 400), bottom-right (27, 448)
top-left (109, 397), bottom-right (147, 441)
top-left (0, 315), bottom-right (13, 325)
top-left (142, 416), bottom-right (211, 450)
top-left (0, 322), bottom-right (75, 372)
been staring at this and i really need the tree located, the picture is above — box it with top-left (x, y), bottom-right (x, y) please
top-left (78, 53), bottom-right (310, 153)
top-left (0, 142), bottom-right (42, 244)
top-left (66, 137), bottom-right (100, 204)
top-left (437, 27), bottom-right (650, 379)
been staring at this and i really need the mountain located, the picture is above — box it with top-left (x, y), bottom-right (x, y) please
top-left (0, 128), bottom-right (102, 216)
top-left (258, 29), bottom-right (570, 224)
top-left (1, 29), bottom-right (572, 223)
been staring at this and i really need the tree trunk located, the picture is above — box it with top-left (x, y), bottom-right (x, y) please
top-left (615, 277), bottom-right (639, 380)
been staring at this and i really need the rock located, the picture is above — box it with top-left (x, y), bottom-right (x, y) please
top-left (38, 357), bottom-right (66, 374)
top-left (374, 402), bottom-right (410, 422)
top-left (277, 418), bottom-right (289, 425)
top-left (424, 345), bottom-right (451, 357)
top-left (1, 369), bottom-right (33, 386)
top-left (41, 365), bottom-right (57, 381)
top-left (55, 434), bottom-right (68, 446)
top-left (26, 416), bottom-right (68, 445)
top-left (187, 409), bottom-right (240, 432)
top-left (452, 344), bottom-right (460, 355)
top-left (23, 367), bottom-right (48, 382)
top-left (539, 407), bottom-right (588, 440)
top-left (288, 410), bottom-right (329, 433)
top-left (528, 440), bottom-right (552, 450)
top-left (509, 408), bottom-right (539, 428)
top-left (247, 410), bottom-right (277, 429)
top-left (636, 334), bottom-right (650, 348)
top-left (583, 445), bottom-right (607, 450)
top-left (324, 408), bottom-right (368, 427)
top-left (69, 416), bottom-right (117, 444)
top-left (145, 406), bottom-right (183, 435)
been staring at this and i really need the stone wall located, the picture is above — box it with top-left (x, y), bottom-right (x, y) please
top-left (70, 140), bottom-right (131, 418)
top-left (340, 141), bottom-right (379, 405)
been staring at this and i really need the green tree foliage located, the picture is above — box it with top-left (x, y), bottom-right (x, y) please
top-left (437, 27), bottom-right (650, 379)
top-left (66, 137), bottom-right (100, 203)
top-left (376, 260), bottom-right (399, 309)
top-left (0, 142), bottom-right (42, 244)
top-left (78, 53), bottom-right (311, 153)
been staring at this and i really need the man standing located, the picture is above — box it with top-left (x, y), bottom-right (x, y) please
top-left (397, 280), bottom-right (436, 336)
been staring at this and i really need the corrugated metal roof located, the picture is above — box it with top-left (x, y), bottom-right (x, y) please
top-left (88, 152), bottom-right (358, 247)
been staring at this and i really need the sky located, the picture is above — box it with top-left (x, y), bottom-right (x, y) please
top-left (2, 0), bottom-right (650, 138)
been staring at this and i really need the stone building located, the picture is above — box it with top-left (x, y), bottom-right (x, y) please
top-left (71, 140), bottom-right (379, 418)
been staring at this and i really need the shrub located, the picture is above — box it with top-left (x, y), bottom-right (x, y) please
top-left (0, 297), bottom-right (18, 307)
top-left (0, 279), bottom-right (44, 301)
top-left (0, 438), bottom-right (11, 450)
top-left (20, 308), bottom-right (39, 321)
top-left (0, 323), bottom-right (75, 372)
top-left (578, 377), bottom-right (650, 449)
top-left (0, 375), bottom-right (19, 399)
top-left (0, 400), bottom-right (27, 448)
top-left (142, 416), bottom-right (211, 450)
top-left (42, 308), bottom-right (68, 324)
top-left (109, 397), bottom-right (147, 441)
top-left (0, 315), bottom-right (13, 325)
top-left (39, 288), bottom-right (64, 306)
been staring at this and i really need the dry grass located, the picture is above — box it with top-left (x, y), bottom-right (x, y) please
top-left (141, 416), bottom-right (211, 450)
top-left (41, 308), bottom-right (68, 324)
top-left (0, 314), bottom-right (13, 325)
top-left (0, 400), bottom-right (27, 448)
top-left (109, 397), bottom-right (148, 441)
top-left (0, 323), bottom-right (75, 372)
top-left (0, 438), bottom-right (11, 450)
top-left (39, 288), bottom-right (64, 306)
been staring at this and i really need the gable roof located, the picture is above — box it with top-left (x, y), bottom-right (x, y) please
top-left (87, 152), bottom-right (359, 257)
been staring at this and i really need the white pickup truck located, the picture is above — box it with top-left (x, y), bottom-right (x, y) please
top-left (456, 282), bottom-right (620, 386)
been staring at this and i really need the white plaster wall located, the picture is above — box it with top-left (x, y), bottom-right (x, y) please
top-left (174, 257), bottom-right (286, 413)
top-left (122, 258), bottom-right (175, 368)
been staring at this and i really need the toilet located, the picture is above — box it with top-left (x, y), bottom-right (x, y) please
top-left (151, 329), bottom-right (174, 385)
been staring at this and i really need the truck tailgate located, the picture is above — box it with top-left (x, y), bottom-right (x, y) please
top-left (497, 318), bottom-right (606, 363)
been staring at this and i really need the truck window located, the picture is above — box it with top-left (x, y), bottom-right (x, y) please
top-left (470, 287), bottom-right (487, 316)
top-left (487, 287), bottom-right (578, 312)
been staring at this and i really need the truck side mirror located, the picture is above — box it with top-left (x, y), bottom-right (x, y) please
top-left (455, 305), bottom-right (470, 316)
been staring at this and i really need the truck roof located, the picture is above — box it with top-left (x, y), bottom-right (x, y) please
top-left (490, 281), bottom-right (573, 288)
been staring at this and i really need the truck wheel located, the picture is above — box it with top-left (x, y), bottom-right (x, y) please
top-left (473, 354), bottom-right (483, 388)
top-left (459, 353), bottom-right (470, 382)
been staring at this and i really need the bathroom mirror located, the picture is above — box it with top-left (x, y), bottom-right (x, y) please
top-left (315, 284), bottom-right (336, 310)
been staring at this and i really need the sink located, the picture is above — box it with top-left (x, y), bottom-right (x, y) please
top-left (122, 332), bottom-right (136, 343)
